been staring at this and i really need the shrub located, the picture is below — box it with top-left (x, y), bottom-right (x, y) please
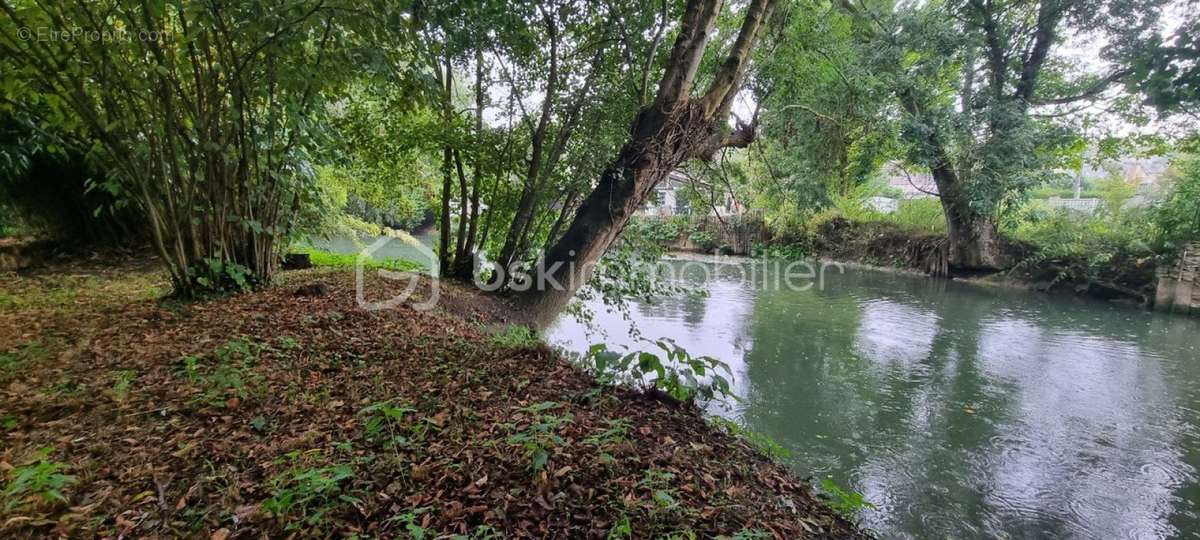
top-left (1154, 157), bottom-right (1200, 253)
top-left (688, 229), bottom-right (716, 252)
top-left (1007, 202), bottom-right (1157, 284)
top-left (582, 339), bottom-right (735, 404)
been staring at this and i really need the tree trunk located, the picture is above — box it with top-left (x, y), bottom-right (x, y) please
top-left (511, 0), bottom-right (776, 319)
top-left (899, 90), bottom-right (1007, 273)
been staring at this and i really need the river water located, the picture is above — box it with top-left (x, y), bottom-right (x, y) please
top-left (547, 255), bottom-right (1200, 539)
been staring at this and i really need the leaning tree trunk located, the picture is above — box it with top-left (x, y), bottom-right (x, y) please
top-left (513, 0), bottom-right (776, 319)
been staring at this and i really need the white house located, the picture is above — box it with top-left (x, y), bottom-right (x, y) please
top-left (639, 171), bottom-right (744, 218)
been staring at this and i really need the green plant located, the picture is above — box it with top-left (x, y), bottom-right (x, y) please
top-left (607, 513), bottom-right (633, 539)
top-left (688, 229), bottom-right (717, 252)
top-left (490, 324), bottom-right (540, 348)
top-left (387, 506), bottom-right (431, 539)
top-left (583, 339), bottom-right (736, 404)
top-left (637, 469), bottom-right (679, 510)
top-left (292, 246), bottom-right (425, 272)
top-left (818, 477), bottom-right (876, 519)
top-left (175, 339), bottom-right (264, 408)
top-left (110, 369), bottom-right (136, 402)
top-left (187, 258), bottom-right (255, 294)
top-left (262, 454), bottom-right (359, 529)
top-left (2, 447), bottom-right (74, 511)
top-left (1154, 156), bottom-right (1200, 253)
top-left (504, 401), bottom-right (573, 473)
top-left (583, 419), bottom-right (631, 448)
top-left (359, 399), bottom-right (418, 450)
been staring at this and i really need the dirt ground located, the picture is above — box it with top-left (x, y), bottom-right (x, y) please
top-left (0, 254), bottom-right (860, 538)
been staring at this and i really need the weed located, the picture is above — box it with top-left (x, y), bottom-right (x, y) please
top-left (175, 339), bottom-right (264, 408)
top-left (387, 506), bottom-right (431, 539)
top-left (818, 477), bottom-right (876, 519)
top-left (2, 447), bottom-right (74, 511)
top-left (1, 341), bottom-right (47, 381)
top-left (583, 418), bottom-right (631, 448)
top-left (637, 469), bottom-right (679, 510)
top-left (110, 369), bottom-right (136, 401)
top-left (262, 453), bottom-right (359, 529)
top-left (359, 399), bottom-right (419, 450)
top-left (504, 401), bottom-right (573, 473)
top-left (607, 513), bottom-right (633, 539)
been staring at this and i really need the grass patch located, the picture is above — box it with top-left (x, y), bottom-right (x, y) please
top-left (292, 245), bottom-right (425, 272)
top-left (490, 324), bottom-right (540, 348)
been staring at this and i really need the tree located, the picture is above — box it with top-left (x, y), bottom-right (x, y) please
top-left (755, 1), bottom-right (896, 204)
top-left (840, 0), bottom-right (1167, 271)
top-left (1126, 3), bottom-right (1199, 116)
top-left (0, 1), bottom-right (362, 296)
top-left (515, 0), bottom-right (779, 315)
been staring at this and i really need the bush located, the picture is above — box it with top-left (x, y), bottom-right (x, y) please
top-left (581, 339), bottom-right (735, 405)
top-left (1007, 202), bottom-right (1156, 283)
top-left (689, 229), bottom-right (716, 252)
top-left (1154, 157), bottom-right (1200, 253)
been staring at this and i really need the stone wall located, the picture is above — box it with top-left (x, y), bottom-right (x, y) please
top-left (1155, 242), bottom-right (1200, 316)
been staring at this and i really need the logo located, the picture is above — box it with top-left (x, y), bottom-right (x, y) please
top-left (355, 236), bottom-right (439, 311)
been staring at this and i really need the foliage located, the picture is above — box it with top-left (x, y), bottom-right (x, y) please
top-left (1096, 176), bottom-right (1138, 214)
top-left (755, 1), bottom-right (897, 209)
top-left (359, 399), bottom-right (419, 451)
top-left (0, 1), bottom-right (368, 296)
top-left (688, 229), bottom-right (717, 252)
top-left (630, 216), bottom-right (691, 246)
top-left (818, 477), bottom-right (876, 519)
top-left (707, 417), bottom-right (791, 460)
top-left (582, 339), bottom-right (735, 405)
top-left (887, 198), bottom-right (946, 234)
top-left (1154, 156), bottom-right (1200, 253)
top-left (2, 447), bottom-right (74, 511)
top-left (262, 452), bottom-right (358, 529)
top-left (109, 369), bottom-right (136, 402)
top-left (1007, 201), bottom-right (1157, 283)
top-left (504, 401), bottom-right (574, 473)
top-left (176, 339), bottom-right (264, 409)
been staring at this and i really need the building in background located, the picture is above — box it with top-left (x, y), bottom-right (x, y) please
top-left (639, 171), bottom-right (745, 218)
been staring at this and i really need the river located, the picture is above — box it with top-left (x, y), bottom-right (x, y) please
top-left (547, 255), bottom-right (1200, 539)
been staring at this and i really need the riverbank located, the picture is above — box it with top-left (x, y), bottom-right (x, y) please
top-left (0, 255), bottom-right (859, 538)
top-left (800, 217), bottom-right (1160, 306)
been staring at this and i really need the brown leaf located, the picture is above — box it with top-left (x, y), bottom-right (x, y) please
top-left (210, 528), bottom-right (231, 540)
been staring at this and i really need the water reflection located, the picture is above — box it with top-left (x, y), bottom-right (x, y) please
top-left (547, 257), bottom-right (1200, 539)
